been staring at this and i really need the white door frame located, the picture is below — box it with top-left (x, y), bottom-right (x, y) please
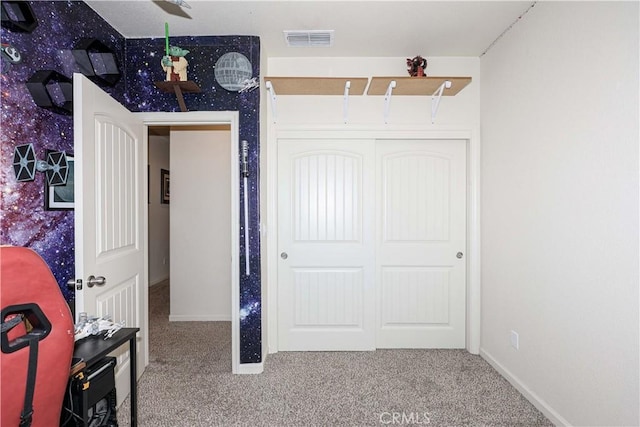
top-left (136, 111), bottom-right (245, 374)
top-left (267, 125), bottom-right (481, 354)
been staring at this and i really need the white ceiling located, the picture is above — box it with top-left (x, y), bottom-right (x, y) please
top-left (85, 0), bottom-right (534, 57)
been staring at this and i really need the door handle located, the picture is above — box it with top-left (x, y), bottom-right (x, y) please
top-left (87, 275), bottom-right (107, 288)
top-left (280, 252), bottom-right (288, 260)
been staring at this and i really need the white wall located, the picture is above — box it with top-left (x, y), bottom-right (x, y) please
top-left (148, 131), bottom-right (170, 286)
top-left (169, 126), bottom-right (232, 321)
top-left (480, 2), bottom-right (639, 426)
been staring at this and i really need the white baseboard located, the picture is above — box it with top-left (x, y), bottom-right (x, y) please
top-left (168, 314), bottom-right (231, 322)
top-left (236, 361), bottom-right (264, 374)
top-left (480, 348), bottom-right (569, 426)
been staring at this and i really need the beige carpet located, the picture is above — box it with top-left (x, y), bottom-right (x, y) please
top-left (116, 281), bottom-right (551, 426)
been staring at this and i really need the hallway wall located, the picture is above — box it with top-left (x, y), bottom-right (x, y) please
top-left (169, 126), bottom-right (232, 321)
top-left (148, 129), bottom-right (171, 286)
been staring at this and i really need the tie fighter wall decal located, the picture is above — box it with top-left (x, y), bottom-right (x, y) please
top-left (12, 143), bottom-right (69, 186)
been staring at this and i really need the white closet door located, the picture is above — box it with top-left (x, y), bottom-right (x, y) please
top-left (277, 139), bottom-right (376, 351)
top-left (376, 139), bottom-right (467, 348)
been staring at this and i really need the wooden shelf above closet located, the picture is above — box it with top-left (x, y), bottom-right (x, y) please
top-left (367, 76), bottom-right (472, 96)
top-left (264, 77), bottom-right (368, 95)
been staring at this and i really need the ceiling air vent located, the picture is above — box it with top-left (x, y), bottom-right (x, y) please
top-left (284, 30), bottom-right (334, 48)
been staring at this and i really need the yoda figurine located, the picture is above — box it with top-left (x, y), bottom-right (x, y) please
top-left (162, 45), bottom-right (189, 82)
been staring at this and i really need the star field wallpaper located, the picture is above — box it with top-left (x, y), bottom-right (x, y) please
top-left (126, 35), bottom-right (262, 364)
top-left (0, 1), bottom-right (262, 363)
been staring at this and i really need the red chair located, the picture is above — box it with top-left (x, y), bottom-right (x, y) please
top-left (1, 246), bottom-right (75, 427)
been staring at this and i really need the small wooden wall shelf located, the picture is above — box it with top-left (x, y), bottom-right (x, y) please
top-left (154, 80), bottom-right (201, 112)
top-left (367, 77), bottom-right (471, 96)
top-left (264, 77), bottom-right (368, 95)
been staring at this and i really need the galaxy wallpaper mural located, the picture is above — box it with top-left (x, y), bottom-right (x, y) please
top-left (0, 1), bottom-right (262, 364)
top-left (125, 35), bottom-right (263, 364)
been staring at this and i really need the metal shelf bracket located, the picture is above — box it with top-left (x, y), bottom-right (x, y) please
top-left (383, 80), bottom-right (396, 124)
top-left (343, 80), bottom-right (351, 123)
top-left (265, 80), bottom-right (277, 123)
top-left (431, 80), bottom-right (451, 123)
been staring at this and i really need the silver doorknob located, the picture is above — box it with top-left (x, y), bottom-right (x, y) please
top-left (456, 252), bottom-right (464, 259)
top-left (280, 252), bottom-right (288, 260)
top-left (87, 275), bottom-right (106, 288)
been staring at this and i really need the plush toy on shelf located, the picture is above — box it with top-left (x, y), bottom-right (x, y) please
top-left (406, 55), bottom-right (427, 77)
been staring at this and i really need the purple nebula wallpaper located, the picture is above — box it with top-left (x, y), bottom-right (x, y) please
top-left (0, 1), bottom-right (126, 302)
top-left (0, 2), bottom-right (262, 363)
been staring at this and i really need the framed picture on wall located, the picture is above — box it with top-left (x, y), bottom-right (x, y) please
top-left (45, 154), bottom-right (74, 210)
top-left (161, 168), bottom-right (170, 204)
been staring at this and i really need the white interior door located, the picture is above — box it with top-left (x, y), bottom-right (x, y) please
top-left (73, 74), bottom-right (146, 405)
top-left (376, 139), bottom-right (466, 348)
top-left (277, 139), bottom-right (375, 350)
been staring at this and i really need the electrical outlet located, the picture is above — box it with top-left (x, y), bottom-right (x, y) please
top-left (510, 330), bottom-right (519, 350)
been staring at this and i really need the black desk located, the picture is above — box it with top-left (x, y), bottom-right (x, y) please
top-left (72, 327), bottom-right (139, 427)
